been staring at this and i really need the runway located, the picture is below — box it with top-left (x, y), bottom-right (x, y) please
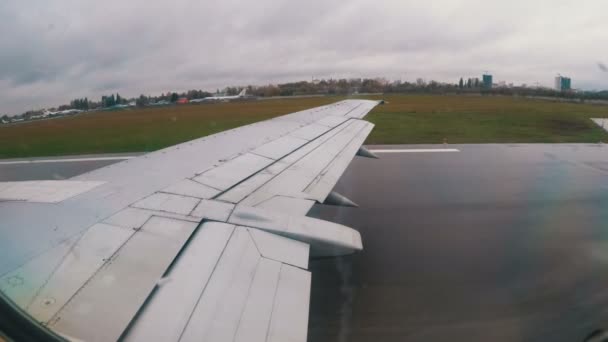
top-left (1, 144), bottom-right (608, 341)
top-left (0, 153), bottom-right (142, 181)
top-left (310, 143), bottom-right (608, 342)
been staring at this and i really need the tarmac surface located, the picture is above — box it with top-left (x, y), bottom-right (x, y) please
top-left (1, 144), bottom-right (608, 342)
top-left (0, 153), bottom-right (142, 182)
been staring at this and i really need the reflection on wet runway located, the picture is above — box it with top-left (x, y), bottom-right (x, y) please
top-left (309, 144), bottom-right (608, 342)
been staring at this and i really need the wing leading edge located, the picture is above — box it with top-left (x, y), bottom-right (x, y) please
top-left (0, 99), bottom-right (381, 341)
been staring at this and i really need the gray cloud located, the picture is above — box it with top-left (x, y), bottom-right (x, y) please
top-left (1, 0), bottom-right (608, 114)
top-left (599, 62), bottom-right (608, 72)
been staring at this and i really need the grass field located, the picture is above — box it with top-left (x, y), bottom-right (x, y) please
top-left (365, 94), bottom-right (608, 144)
top-left (1, 94), bottom-right (608, 158)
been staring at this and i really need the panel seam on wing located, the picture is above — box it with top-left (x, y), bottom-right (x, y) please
top-left (342, 103), bottom-right (363, 117)
top-left (46, 222), bottom-right (141, 326)
top-left (302, 122), bottom-right (370, 194)
top-left (264, 263), bottom-right (286, 342)
top-left (176, 225), bottom-right (238, 342)
top-left (222, 120), bottom-right (356, 206)
top-left (230, 254), bottom-right (262, 342)
top-left (24, 231), bottom-right (88, 311)
top-left (245, 228), bottom-right (308, 271)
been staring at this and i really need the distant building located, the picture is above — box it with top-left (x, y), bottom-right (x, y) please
top-left (177, 97), bottom-right (189, 104)
top-left (482, 74), bottom-right (493, 89)
top-left (555, 75), bottom-right (571, 91)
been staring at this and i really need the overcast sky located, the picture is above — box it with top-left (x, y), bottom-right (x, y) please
top-left (1, 0), bottom-right (607, 114)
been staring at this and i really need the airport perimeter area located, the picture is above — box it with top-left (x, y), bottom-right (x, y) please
top-left (1, 94), bottom-right (608, 159)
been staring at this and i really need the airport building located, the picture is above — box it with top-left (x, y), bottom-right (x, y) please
top-left (554, 75), bottom-right (571, 91)
top-left (482, 74), bottom-right (493, 89)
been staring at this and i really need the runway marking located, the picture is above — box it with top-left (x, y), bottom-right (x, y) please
top-left (370, 149), bottom-right (460, 153)
top-left (592, 118), bottom-right (608, 132)
top-left (0, 156), bottom-right (136, 165)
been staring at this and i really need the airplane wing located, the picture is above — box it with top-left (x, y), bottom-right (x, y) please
top-left (0, 99), bottom-right (380, 342)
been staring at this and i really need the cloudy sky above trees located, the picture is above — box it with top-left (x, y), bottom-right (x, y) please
top-left (1, 0), bottom-right (607, 114)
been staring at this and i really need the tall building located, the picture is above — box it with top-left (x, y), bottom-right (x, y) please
top-left (555, 75), bottom-right (572, 91)
top-left (482, 74), bottom-right (493, 89)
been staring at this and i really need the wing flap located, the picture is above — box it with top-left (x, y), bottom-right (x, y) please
top-left (123, 222), bottom-right (235, 342)
top-left (178, 227), bottom-right (261, 342)
top-left (248, 228), bottom-right (309, 269)
top-left (125, 226), bottom-right (311, 342)
top-left (190, 199), bottom-right (235, 221)
top-left (228, 205), bottom-right (362, 256)
top-left (266, 264), bottom-right (311, 342)
top-left (255, 196), bottom-right (316, 216)
top-left (233, 258), bottom-right (282, 342)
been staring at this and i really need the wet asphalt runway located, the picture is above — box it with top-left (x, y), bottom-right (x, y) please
top-left (310, 144), bottom-right (608, 342)
top-left (1, 144), bottom-right (608, 342)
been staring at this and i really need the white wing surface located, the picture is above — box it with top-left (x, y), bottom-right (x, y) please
top-left (0, 99), bottom-right (380, 341)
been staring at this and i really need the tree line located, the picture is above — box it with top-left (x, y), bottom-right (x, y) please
top-left (6, 77), bottom-right (608, 121)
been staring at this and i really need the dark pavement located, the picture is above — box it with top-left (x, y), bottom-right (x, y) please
top-left (309, 144), bottom-right (608, 342)
top-left (0, 153), bottom-right (141, 181)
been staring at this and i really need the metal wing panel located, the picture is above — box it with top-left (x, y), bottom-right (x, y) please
top-left (123, 222), bottom-right (235, 342)
top-left (248, 228), bottom-right (309, 269)
top-left (316, 115), bottom-right (349, 128)
top-left (160, 179), bottom-right (220, 199)
top-left (192, 153), bottom-right (274, 191)
top-left (0, 181), bottom-right (105, 203)
top-left (125, 225), bottom-right (311, 342)
top-left (216, 169), bottom-right (277, 204)
top-left (255, 196), bottom-right (316, 216)
top-left (344, 100), bottom-right (379, 119)
top-left (49, 217), bottom-right (198, 342)
top-left (190, 199), bottom-right (235, 221)
top-left (289, 123), bottom-right (331, 140)
top-left (251, 135), bottom-right (308, 160)
top-left (233, 258), bottom-right (282, 342)
top-left (228, 205), bottom-right (362, 257)
top-left (178, 227), bottom-right (261, 342)
top-left (304, 122), bottom-right (374, 201)
top-left (279, 120), bottom-right (369, 194)
top-left (27, 223), bottom-right (133, 323)
top-left (131, 192), bottom-right (200, 215)
top-left (104, 207), bottom-right (200, 230)
top-left (0, 234), bottom-right (83, 309)
top-left (0, 99), bottom-right (380, 341)
top-left (239, 119), bottom-right (371, 205)
top-left (266, 264), bottom-right (311, 342)
top-left (0, 109), bottom-right (310, 273)
top-left (237, 119), bottom-right (355, 208)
